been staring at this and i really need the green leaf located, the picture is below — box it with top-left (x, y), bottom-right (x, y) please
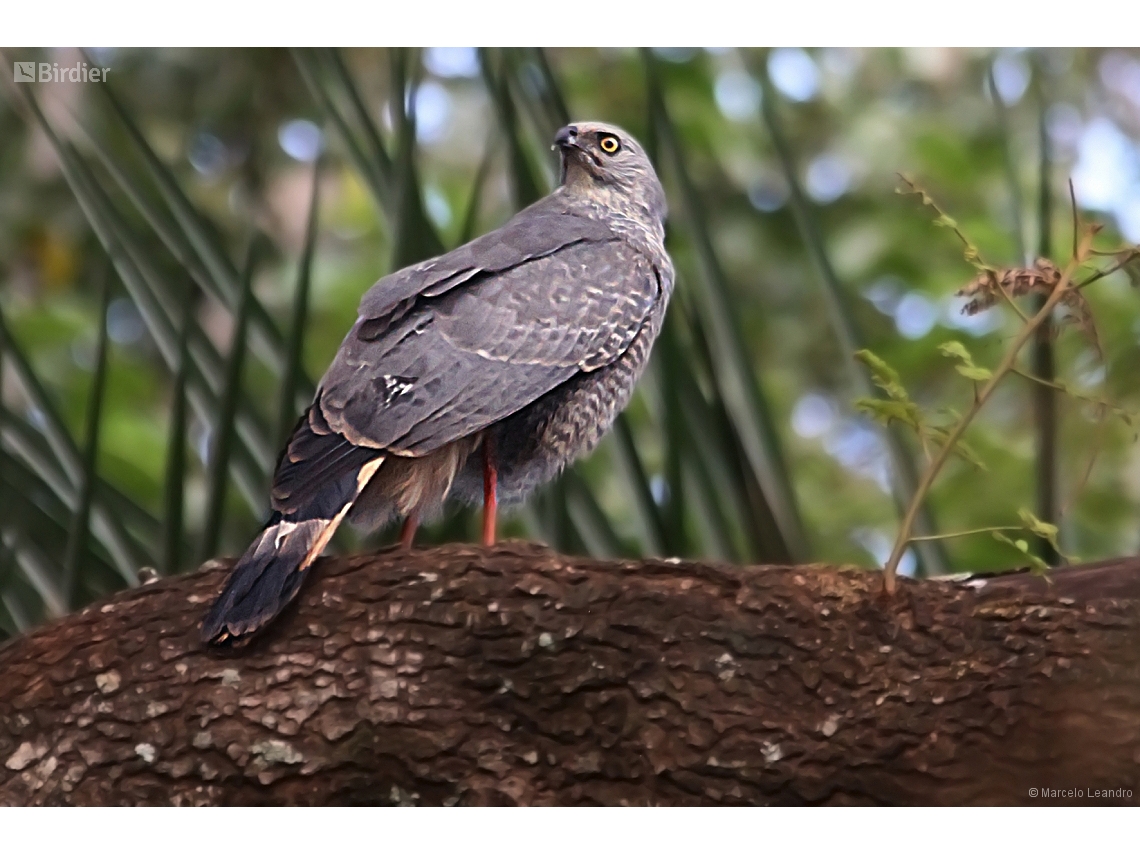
top-left (939, 341), bottom-right (993, 382)
top-left (324, 47), bottom-right (393, 185)
top-left (481, 48), bottom-right (546, 208)
top-left (897, 175), bottom-right (990, 272)
top-left (942, 433), bottom-right (987, 470)
top-left (0, 302), bottom-right (144, 584)
top-left (755, 51), bottom-right (947, 575)
top-left (200, 240), bottom-right (259, 562)
top-left (531, 48), bottom-right (572, 128)
top-left (1030, 55), bottom-right (1059, 567)
top-left (277, 158), bottom-right (321, 449)
top-left (854, 349), bottom-right (912, 403)
top-left (993, 531), bottom-right (1049, 573)
top-left (855, 398), bottom-right (924, 433)
top-left (1017, 508), bottom-right (1069, 560)
top-left (561, 469), bottom-right (629, 558)
top-left (162, 282), bottom-right (193, 577)
top-left (19, 87), bottom-right (273, 507)
top-left (654, 319), bottom-right (689, 554)
top-left (1017, 508), bottom-right (1058, 541)
top-left (84, 60), bottom-right (292, 379)
top-left (646, 49), bottom-right (805, 562)
top-left (62, 263), bottom-right (114, 608)
top-left (457, 141), bottom-right (495, 245)
top-left (389, 54), bottom-right (446, 268)
top-left (292, 48), bottom-right (390, 216)
top-left (610, 413), bottom-right (669, 556)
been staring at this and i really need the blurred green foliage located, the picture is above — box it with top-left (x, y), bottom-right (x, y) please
top-left (1, 47), bottom-right (1138, 639)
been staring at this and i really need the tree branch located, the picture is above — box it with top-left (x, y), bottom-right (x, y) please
top-left (1, 544), bottom-right (1138, 805)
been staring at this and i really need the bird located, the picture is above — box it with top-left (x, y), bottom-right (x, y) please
top-left (200, 121), bottom-right (674, 646)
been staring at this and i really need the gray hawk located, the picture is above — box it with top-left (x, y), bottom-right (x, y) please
top-left (202, 121), bottom-right (674, 645)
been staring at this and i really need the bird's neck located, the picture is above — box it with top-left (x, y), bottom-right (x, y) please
top-left (554, 183), bottom-right (666, 248)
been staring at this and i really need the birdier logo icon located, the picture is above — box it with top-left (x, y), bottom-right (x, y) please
top-left (12, 61), bottom-right (109, 83)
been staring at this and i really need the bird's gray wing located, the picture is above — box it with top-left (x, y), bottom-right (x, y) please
top-left (318, 236), bottom-right (665, 454)
top-left (355, 204), bottom-right (615, 337)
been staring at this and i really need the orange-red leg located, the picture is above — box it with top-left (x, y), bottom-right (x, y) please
top-left (482, 435), bottom-right (497, 547)
top-left (399, 512), bottom-right (419, 548)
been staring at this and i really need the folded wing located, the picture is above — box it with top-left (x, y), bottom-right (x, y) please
top-left (318, 226), bottom-right (664, 456)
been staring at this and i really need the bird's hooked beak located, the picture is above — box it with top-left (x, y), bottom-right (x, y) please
top-left (553, 125), bottom-right (603, 181)
top-left (554, 125), bottom-right (585, 185)
top-left (553, 124), bottom-right (580, 152)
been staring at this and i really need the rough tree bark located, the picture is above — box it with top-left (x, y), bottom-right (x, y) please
top-left (1, 543), bottom-right (1138, 806)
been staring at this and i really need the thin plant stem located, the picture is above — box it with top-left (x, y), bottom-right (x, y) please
top-left (907, 525), bottom-right (1026, 543)
top-left (1075, 250), bottom-right (1140, 289)
top-left (883, 230), bottom-right (1095, 592)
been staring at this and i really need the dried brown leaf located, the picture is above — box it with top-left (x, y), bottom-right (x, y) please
top-left (956, 258), bottom-right (1061, 315)
top-left (956, 257), bottom-right (1100, 356)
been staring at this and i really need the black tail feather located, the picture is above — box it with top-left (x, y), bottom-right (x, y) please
top-left (200, 516), bottom-right (327, 645)
top-left (200, 446), bottom-right (384, 646)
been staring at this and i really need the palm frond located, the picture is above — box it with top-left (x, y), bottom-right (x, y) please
top-left (646, 48), bottom-right (806, 562)
top-left (754, 52), bottom-right (947, 574)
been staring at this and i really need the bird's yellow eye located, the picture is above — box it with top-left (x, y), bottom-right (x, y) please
top-left (599, 134), bottom-right (621, 154)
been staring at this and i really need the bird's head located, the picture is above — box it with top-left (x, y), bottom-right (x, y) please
top-left (553, 122), bottom-right (667, 225)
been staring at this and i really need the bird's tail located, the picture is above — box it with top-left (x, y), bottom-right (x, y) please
top-left (200, 421), bottom-right (384, 646)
